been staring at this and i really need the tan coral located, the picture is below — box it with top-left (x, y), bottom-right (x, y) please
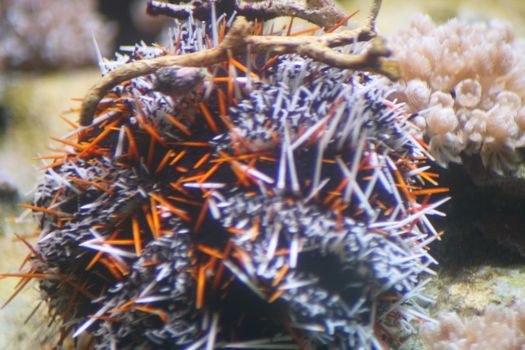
top-left (390, 14), bottom-right (525, 174)
top-left (455, 79), bottom-right (482, 108)
top-left (420, 302), bottom-right (525, 350)
top-left (404, 79), bottom-right (431, 111)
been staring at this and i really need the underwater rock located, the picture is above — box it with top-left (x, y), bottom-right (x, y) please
top-left (420, 265), bottom-right (525, 350)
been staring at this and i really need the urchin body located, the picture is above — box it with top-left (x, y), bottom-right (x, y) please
top-left (29, 8), bottom-right (443, 350)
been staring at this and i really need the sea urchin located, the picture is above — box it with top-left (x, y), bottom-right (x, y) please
top-left (13, 3), bottom-right (446, 350)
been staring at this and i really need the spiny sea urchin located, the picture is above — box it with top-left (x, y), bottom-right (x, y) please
top-left (17, 6), bottom-right (446, 350)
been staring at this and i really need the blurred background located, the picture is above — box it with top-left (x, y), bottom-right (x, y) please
top-left (0, 0), bottom-right (525, 348)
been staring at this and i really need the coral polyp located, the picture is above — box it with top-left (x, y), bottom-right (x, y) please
top-left (391, 14), bottom-right (525, 174)
top-left (0, 0), bottom-right (114, 70)
top-left (21, 8), bottom-right (446, 350)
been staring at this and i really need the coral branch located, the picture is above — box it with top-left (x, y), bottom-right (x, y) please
top-left (146, 0), bottom-right (348, 28)
top-left (367, 0), bottom-right (382, 30)
top-left (79, 0), bottom-right (398, 126)
top-left (79, 18), bottom-right (251, 127)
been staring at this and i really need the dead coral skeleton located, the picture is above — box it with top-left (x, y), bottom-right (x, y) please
top-left (146, 0), bottom-right (348, 28)
top-left (79, 0), bottom-right (399, 126)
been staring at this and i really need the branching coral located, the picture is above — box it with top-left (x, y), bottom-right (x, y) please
top-left (78, 0), bottom-right (399, 127)
top-left (0, 0), bottom-right (115, 70)
top-left (390, 14), bottom-right (525, 174)
top-left (6, 1), bottom-right (447, 349)
top-left (420, 303), bottom-right (525, 350)
top-left (146, 0), bottom-right (349, 28)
